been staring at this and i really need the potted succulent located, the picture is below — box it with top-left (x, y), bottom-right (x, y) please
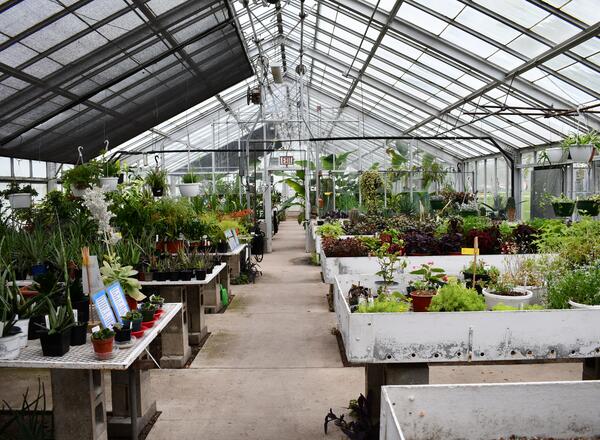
top-left (0, 182), bottom-right (38, 209)
top-left (113, 323), bottom-right (131, 343)
top-left (562, 131), bottom-right (599, 163)
top-left (140, 302), bottom-right (157, 322)
top-left (38, 302), bottom-right (75, 357)
top-left (61, 161), bottom-right (101, 197)
top-left (145, 168), bottom-right (168, 197)
top-left (178, 172), bottom-right (201, 197)
top-left (91, 327), bottom-right (115, 360)
top-left (99, 159), bottom-right (121, 191)
top-left (121, 310), bottom-right (143, 331)
top-left (100, 257), bottom-right (145, 310)
top-left (149, 294), bottom-right (165, 310)
top-left (576, 195), bottom-right (600, 216)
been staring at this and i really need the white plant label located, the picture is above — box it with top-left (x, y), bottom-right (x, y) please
top-left (73, 309), bottom-right (78, 322)
top-left (45, 315), bottom-right (50, 329)
top-left (92, 325), bottom-right (101, 333)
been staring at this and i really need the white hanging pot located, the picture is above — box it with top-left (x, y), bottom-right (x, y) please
top-left (483, 287), bottom-right (533, 310)
top-left (0, 333), bottom-right (22, 360)
top-left (71, 186), bottom-right (87, 197)
top-left (568, 299), bottom-right (600, 309)
top-left (545, 147), bottom-right (568, 164)
top-left (569, 144), bottom-right (595, 163)
top-left (99, 177), bottom-right (119, 192)
top-left (178, 183), bottom-right (200, 197)
top-left (8, 193), bottom-right (32, 209)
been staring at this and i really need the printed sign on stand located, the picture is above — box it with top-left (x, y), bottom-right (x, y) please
top-left (91, 289), bottom-right (117, 329)
top-left (106, 282), bottom-right (129, 324)
top-left (232, 229), bottom-right (240, 248)
top-left (224, 229), bottom-right (237, 252)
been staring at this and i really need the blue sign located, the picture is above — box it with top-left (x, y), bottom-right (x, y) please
top-left (91, 289), bottom-right (117, 329)
top-left (106, 282), bottom-right (130, 324)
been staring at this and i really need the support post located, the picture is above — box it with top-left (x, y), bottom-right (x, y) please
top-left (263, 130), bottom-right (273, 253)
top-left (153, 286), bottom-right (191, 368)
top-left (513, 152), bottom-right (522, 220)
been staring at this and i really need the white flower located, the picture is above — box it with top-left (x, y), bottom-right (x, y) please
top-left (82, 186), bottom-right (117, 240)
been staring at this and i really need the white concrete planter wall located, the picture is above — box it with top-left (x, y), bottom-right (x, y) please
top-left (381, 381), bottom-right (600, 440)
top-left (335, 274), bottom-right (600, 364)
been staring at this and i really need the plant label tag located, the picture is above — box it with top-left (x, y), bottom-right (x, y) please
top-left (92, 325), bottom-right (101, 333)
top-left (461, 248), bottom-right (480, 255)
top-left (45, 315), bottom-right (50, 329)
top-left (0, 322), bottom-right (4, 336)
top-left (73, 309), bottom-right (78, 322)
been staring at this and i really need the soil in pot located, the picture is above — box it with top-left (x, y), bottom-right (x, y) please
top-left (552, 202), bottom-right (575, 217)
top-left (70, 322), bottom-right (88, 346)
top-left (483, 288), bottom-right (533, 310)
top-left (195, 269), bottom-right (207, 280)
top-left (40, 328), bottom-right (72, 357)
top-left (115, 328), bottom-right (131, 343)
top-left (410, 290), bottom-right (437, 312)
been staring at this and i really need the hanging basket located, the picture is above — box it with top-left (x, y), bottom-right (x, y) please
top-left (569, 144), bottom-right (595, 163)
top-left (8, 193), bottom-right (32, 209)
top-left (178, 183), bottom-right (200, 197)
top-left (576, 200), bottom-right (599, 216)
top-left (552, 201), bottom-right (575, 217)
top-left (99, 177), bottom-right (119, 191)
top-left (545, 147), bottom-right (568, 164)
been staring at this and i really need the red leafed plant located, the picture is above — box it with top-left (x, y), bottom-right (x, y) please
top-left (465, 227), bottom-right (501, 254)
top-left (322, 237), bottom-right (369, 257)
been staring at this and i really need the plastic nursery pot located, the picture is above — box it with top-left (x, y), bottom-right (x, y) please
top-left (40, 328), bottom-right (72, 357)
top-left (92, 337), bottom-right (114, 357)
top-left (179, 270), bottom-right (193, 281)
top-left (99, 177), bottom-right (119, 191)
top-left (70, 322), bottom-right (88, 346)
top-left (151, 187), bottom-right (164, 197)
top-left (141, 309), bottom-right (156, 322)
top-left (123, 318), bottom-right (142, 332)
top-left (409, 290), bottom-right (437, 312)
top-left (552, 202), bottom-right (575, 217)
top-left (0, 332), bottom-right (23, 360)
top-left (167, 271), bottom-right (180, 281)
top-left (216, 242), bottom-right (229, 253)
top-left (28, 316), bottom-right (45, 340)
top-left (569, 144), bottom-right (595, 163)
top-left (568, 299), bottom-right (600, 309)
top-left (8, 193), bottom-right (32, 209)
top-left (154, 271), bottom-right (168, 282)
top-left (195, 269), bottom-right (207, 281)
top-left (72, 297), bottom-right (90, 323)
top-left (114, 328), bottom-right (131, 343)
top-left (576, 200), bottom-right (599, 216)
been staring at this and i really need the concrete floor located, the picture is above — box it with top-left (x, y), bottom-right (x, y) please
top-left (0, 219), bottom-right (582, 439)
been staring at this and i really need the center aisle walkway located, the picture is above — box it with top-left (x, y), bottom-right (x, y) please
top-left (148, 220), bottom-right (363, 440)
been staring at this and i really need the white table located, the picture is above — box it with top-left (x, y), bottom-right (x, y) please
top-left (139, 262), bottom-right (225, 287)
top-left (0, 304), bottom-right (181, 440)
top-left (209, 244), bottom-right (248, 280)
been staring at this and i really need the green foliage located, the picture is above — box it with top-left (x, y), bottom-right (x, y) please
top-left (356, 291), bottom-right (411, 313)
top-left (0, 181), bottom-right (38, 198)
top-left (122, 310), bottom-right (142, 321)
top-left (320, 151), bottom-right (353, 170)
top-left (492, 303), bottom-right (544, 311)
top-left (38, 301), bottom-right (74, 335)
top-left (100, 257), bottom-right (145, 301)
top-left (182, 172), bottom-right (200, 184)
top-left (145, 168), bottom-right (168, 191)
top-left (547, 263), bottom-right (600, 308)
top-left (99, 159), bottom-right (120, 178)
top-left (140, 302), bottom-right (157, 312)
top-left (91, 327), bottom-right (115, 340)
top-left (309, 252), bottom-right (320, 266)
top-left (561, 130), bottom-right (600, 149)
top-left (498, 221), bottom-right (515, 241)
top-left (461, 215), bottom-right (491, 236)
top-left (316, 221), bottom-right (344, 238)
top-left (427, 282), bottom-right (485, 312)
top-left (421, 153), bottom-right (446, 191)
top-left (537, 218), bottom-right (600, 268)
top-left (61, 161), bottom-right (101, 191)
top-left (359, 170), bottom-right (382, 214)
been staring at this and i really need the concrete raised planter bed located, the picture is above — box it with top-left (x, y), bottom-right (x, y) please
top-left (380, 381), bottom-right (600, 440)
top-left (335, 273), bottom-right (600, 363)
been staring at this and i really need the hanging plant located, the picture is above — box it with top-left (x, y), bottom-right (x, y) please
top-left (359, 170), bottom-right (382, 214)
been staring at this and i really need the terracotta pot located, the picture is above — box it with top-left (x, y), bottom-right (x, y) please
top-left (92, 337), bottom-right (114, 354)
top-left (165, 240), bottom-right (184, 254)
top-left (410, 290), bottom-right (436, 312)
top-left (126, 296), bottom-right (137, 311)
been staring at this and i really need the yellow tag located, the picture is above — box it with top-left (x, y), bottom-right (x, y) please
top-left (461, 248), bottom-right (480, 255)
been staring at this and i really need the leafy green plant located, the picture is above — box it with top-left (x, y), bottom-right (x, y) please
top-left (100, 257), bottom-right (145, 301)
top-left (410, 263), bottom-right (446, 288)
top-left (547, 263), bottom-right (600, 308)
top-left (0, 379), bottom-right (51, 440)
top-left (356, 291), bottom-right (411, 313)
top-left (99, 159), bottom-right (120, 178)
top-left (149, 294), bottom-right (164, 306)
top-left (91, 327), bottom-right (115, 340)
top-left (37, 301), bottom-right (74, 336)
top-left (427, 282), bottom-right (485, 312)
top-left (0, 182), bottom-right (38, 199)
top-left (561, 130), bottom-right (600, 150)
top-left (122, 310), bottom-right (142, 321)
top-left (359, 170), bottom-right (382, 214)
top-left (145, 168), bottom-right (168, 192)
top-left (139, 302), bottom-right (157, 312)
top-left (182, 172), bottom-right (200, 184)
top-left (316, 221), bottom-right (344, 238)
top-left (492, 303), bottom-right (544, 311)
top-left (61, 162), bottom-right (101, 191)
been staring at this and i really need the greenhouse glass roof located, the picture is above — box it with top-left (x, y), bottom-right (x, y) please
top-left (2, 0), bottom-right (600, 168)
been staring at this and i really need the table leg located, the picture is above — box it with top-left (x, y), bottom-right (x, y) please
top-left (583, 358), bottom-right (600, 380)
top-left (187, 285), bottom-right (207, 345)
top-left (51, 369), bottom-right (107, 440)
top-left (203, 277), bottom-right (223, 313)
top-left (365, 363), bottom-right (429, 423)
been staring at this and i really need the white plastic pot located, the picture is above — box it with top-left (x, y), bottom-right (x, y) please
top-left (8, 193), bottom-right (32, 209)
top-left (483, 287), bottom-right (533, 310)
top-left (71, 186), bottom-right (87, 197)
top-left (568, 299), bottom-right (600, 309)
top-left (15, 318), bottom-right (29, 349)
top-left (569, 145), bottom-right (595, 163)
top-left (0, 333), bottom-right (22, 360)
top-left (545, 147), bottom-right (568, 164)
top-left (178, 183), bottom-right (200, 197)
top-left (99, 177), bottom-right (119, 191)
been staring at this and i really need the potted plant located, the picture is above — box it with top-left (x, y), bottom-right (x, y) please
top-left (100, 257), bottom-right (145, 310)
top-left (178, 172), bottom-right (201, 197)
top-left (153, 259), bottom-right (169, 282)
top-left (407, 263), bottom-right (447, 312)
top-left (113, 323), bottom-right (131, 343)
top-left (149, 294), bottom-right (165, 310)
top-left (176, 250), bottom-right (193, 281)
top-left (91, 327), bottom-right (115, 360)
top-left (501, 256), bottom-right (546, 304)
top-left (542, 147), bottom-right (568, 164)
top-left (462, 260), bottom-right (496, 294)
top-left (505, 196), bottom-right (516, 222)
top-left (121, 310), bottom-right (143, 331)
top-left (374, 243), bottom-right (405, 288)
top-left (458, 201), bottom-right (479, 217)
top-left (99, 159), bottom-right (121, 191)
top-left (140, 302), bottom-right (157, 322)
top-left (70, 320), bottom-right (87, 346)
top-left (547, 193), bottom-right (575, 217)
top-left (429, 194), bottom-right (445, 210)
top-left (482, 280), bottom-right (533, 310)
top-left (61, 161), bottom-right (101, 197)
top-left (0, 182), bottom-right (38, 209)
top-left (145, 168), bottom-right (168, 197)
top-left (427, 282), bottom-right (485, 312)
top-left (38, 301), bottom-right (74, 357)
top-left (562, 131), bottom-right (599, 163)
top-left (576, 195), bottom-right (600, 216)
top-left (0, 273), bottom-right (22, 360)
top-left (547, 263), bottom-right (600, 309)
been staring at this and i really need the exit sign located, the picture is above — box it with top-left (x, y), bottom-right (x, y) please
top-left (279, 156), bottom-right (294, 166)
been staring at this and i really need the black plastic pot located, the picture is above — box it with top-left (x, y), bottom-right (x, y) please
top-left (70, 322), bottom-right (88, 346)
top-left (154, 271), bottom-right (168, 282)
top-left (151, 187), bottom-right (164, 197)
top-left (576, 200), bottom-right (599, 216)
top-left (179, 270), bottom-right (193, 281)
top-left (463, 272), bottom-right (490, 294)
top-left (28, 316), bottom-right (45, 340)
top-left (167, 271), bottom-right (180, 281)
top-left (552, 202), bottom-right (575, 217)
top-left (40, 328), bottom-right (72, 357)
top-left (72, 297), bottom-right (90, 323)
top-left (115, 328), bottom-right (132, 343)
top-left (141, 309), bottom-right (155, 322)
top-left (216, 242), bottom-right (229, 253)
top-left (195, 269), bottom-right (207, 281)
top-left (316, 219), bottom-right (324, 226)
top-left (123, 318), bottom-right (142, 331)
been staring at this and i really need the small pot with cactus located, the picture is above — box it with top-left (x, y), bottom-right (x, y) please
top-left (178, 172), bottom-right (201, 197)
top-left (113, 323), bottom-right (131, 343)
top-left (140, 302), bottom-right (158, 322)
top-left (121, 310), bottom-right (143, 331)
top-left (91, 327), bottom-right (115, 360)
